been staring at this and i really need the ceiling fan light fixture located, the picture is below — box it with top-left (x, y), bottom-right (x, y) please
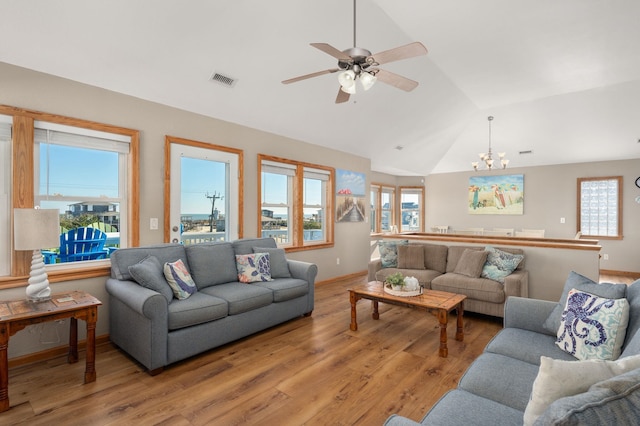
top-left (360, 71), bottom-right (377, 91)
top-left (338, 70), bottom-right (356, 89)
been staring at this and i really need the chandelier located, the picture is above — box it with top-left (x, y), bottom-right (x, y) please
top-left (472, 116), bottom-right (509, 171)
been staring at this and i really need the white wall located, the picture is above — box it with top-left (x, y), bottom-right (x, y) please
top-left (0, 62), bottom-right (371, 358)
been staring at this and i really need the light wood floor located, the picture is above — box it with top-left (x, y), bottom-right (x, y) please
top-left (2, 273), bottom-right (635, 425)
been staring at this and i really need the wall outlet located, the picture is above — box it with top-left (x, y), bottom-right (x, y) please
top-left (150, 217), bottom-right (159, 230)
top-left (560, 217), bottom-right (565, 224)
top-left (336, 257), bottom-right (340, 265)
top-left (603, 254), bottom-right (609, 260)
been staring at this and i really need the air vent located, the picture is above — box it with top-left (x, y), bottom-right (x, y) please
top-left (519, 150), bottom-right (533, 155)
top-left (210, 72), bottom-right (237, 88)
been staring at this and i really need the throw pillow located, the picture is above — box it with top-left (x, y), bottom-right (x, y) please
top-left (453, 249), bottom-right (489, 278)
top-left (236, 253), bottom-right (273, 283)
top-left (480, 246), bottom-right (524, 283)
top-left (378, 240), bottom-right (409, 268)
top-left (252, 246), bottom-right (291, 278)
top-left (523, 354), bottom-right (640, 426)
top-left (397, 244), bottom-right (425, 269)
top-left (128, 255), bottom-right (174, 303)
top-left (163, 259), bottom-right (197, 300)
top-left (543, 271), bottom-right (628, 335)
top-left (556, 288), bottom-right (629, 360)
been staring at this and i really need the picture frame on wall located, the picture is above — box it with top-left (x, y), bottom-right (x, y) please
top-left (469, 174), bottom-right (524, 215)
top-left (336, 169), bottom-right (366, 222)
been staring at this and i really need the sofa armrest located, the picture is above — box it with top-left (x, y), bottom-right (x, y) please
top-left (504, 296), bottom-right (557, 335)
top-left (287, 259), bottom-right (318, 315)
top-left (504, 269), bottom-right (529, 299)
top-left (368, 259), bottom-right (382, 282)
top-left (106, 278), bottom-right (168, 319)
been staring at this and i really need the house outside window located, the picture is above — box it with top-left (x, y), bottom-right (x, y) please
top-left (399, 186), bottom-right (424, 232)
top-left (578, 176), bottom-right (622, 239)
top-left (259, 155), bottom-right (334, 250)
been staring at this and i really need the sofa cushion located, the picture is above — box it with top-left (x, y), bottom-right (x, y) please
top-left (431, 274), bottom-right (505, 303)
top-left (110, 243), bottom-right (188, 281)
top-left (375, 268), bottom-right (442, 289)
top-left (378, 240), bottom-right (409, 268)
top-left (485, 328), bottom-right (577, 366)
top-left (127, 255), bottom-right (174, 303)
top-left (232, 237), bottom-right (277, 255)
top-left (445, 246), bottom-right (483, 273)
top-left (184, 242), bottom-right (237, 289)
top-left (534, 367), bottom-right (640, 426)
top-left (253, 246), bottom-right (291, 278)
top-left (167, 292), bottom-right (228, 330)
top-left (523, 354), bottom-right (640, 425)
top-left (201, 282), bottom-right (273, 315)
top-left (556, 288), bottom-right (629, 360)
top-left (255, 278), bottom-right (309, 302)
top-left (481, 246), bottom-right (524, 283)
top-left (453, 249), bottom-right (488, 278)
top-left (420, 389), bottom-right (525, 426)
top-left (163, 259), bottom-right (197, 300)
top-left (459, 352), bottom-right (539, 411)
top-left (543, 271), bottom-right (628, 335)
top-left (236, 253), bottom-right (273, 283)
top-left (397, 245), bottom-right (425, 269)
top-left (423, 243), bottom-right (448, 273)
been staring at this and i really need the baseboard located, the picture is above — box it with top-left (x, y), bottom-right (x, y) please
top-left (8, 334), bottom-right (110, 368)
top-left (316, 270), bottom-right (367, 286)
top-left (600, 269), bottom-right (640, 279)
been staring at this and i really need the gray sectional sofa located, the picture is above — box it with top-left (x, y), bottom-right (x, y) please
top-left (106, 237), bottom-right (317, 374)
top-left (369, 241), bottom-right (528, 317)
top-left (384, 273), bottom-right (640, 425)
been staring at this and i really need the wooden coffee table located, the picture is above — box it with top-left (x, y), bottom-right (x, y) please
top-left (348, 281), bottom-right (466, 357)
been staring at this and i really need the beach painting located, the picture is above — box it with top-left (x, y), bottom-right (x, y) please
top-left (336, 169), bottom-right (366, 222)
top-left (468, 174), bottom-right (524, 215)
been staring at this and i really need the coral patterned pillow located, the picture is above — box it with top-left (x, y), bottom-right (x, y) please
top-left (556, 288), bottom-right (629, 360)
top-left (163, 259), bottom-right (197, 300)
top-left (236, 253), bottom-right (272, 283)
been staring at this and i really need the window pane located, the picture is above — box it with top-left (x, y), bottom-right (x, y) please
top-left (0, 119), bottom-right (10, 276)
top-left (381, 190), bottom-right (393, 231)
top-left (579, 178), bottom-right (620, 237)
top-left (303, 177), bottom-right (325, 242)
top-left (261, 171), bottom-right (291, 244)
top-left (370, 187), bottom-right (379, 233)
top-left (400, 188), bottom-right (423, 232)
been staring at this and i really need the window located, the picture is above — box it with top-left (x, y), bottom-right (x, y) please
top-left (370, 183), bottom-right (395, 234)
top-left (578, 176), bottom-right (622, 239)
top-left (34, 122), bottom-right (131, 263)
top-left (399, 186), bottom-right (424, 232)
top-left (0, 105), bottom-right (139, 284)
top-left (259, 155), bottom-right (334, 250)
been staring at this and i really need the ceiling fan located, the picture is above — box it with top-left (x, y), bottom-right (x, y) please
top-left (282, 0), bottom-right (428, 104)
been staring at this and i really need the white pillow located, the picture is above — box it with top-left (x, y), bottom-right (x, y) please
top-left (523, 354), bottom-right (640, 425)
top-left (555, 288), bottom-right (629, 360)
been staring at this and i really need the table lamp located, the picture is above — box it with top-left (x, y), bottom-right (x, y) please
top-left (14, 208), bottom-right (60, 302)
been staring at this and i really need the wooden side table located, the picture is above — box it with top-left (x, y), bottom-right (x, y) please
top-left (0, 290), bottom-right (101, 412)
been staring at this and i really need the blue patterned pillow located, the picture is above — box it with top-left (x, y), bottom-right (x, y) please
top-left (378, 240), bottom-right (409, 268)
top-left (236, 253), bottom-right (272, 283)
top-left (556, 288), bottom-right (630, 360)
top-left (480, 246), bottom-right (523, 283)
top-left (163, 259), bottom-right (197, 300)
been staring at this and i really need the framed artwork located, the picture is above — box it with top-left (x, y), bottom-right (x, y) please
top-left (336, 169), bottom-right (366, 222)
top-left (469, 174), bottom-right (524, 215)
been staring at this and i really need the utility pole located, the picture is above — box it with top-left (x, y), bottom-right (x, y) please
top-left (205, 192), bottom-right (223, 232)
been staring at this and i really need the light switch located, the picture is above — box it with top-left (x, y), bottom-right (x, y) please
top-left (150, 217), bottom-right (159, 230)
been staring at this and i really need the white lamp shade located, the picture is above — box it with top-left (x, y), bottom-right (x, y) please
top-left (340, 84), bottom-right (356, 94)
top-left (338, 70), bottom-right (356, 89)
top-left (14, 208), bottom-right (60, 250)
top-left (360, 72), bottom-right (377, 91)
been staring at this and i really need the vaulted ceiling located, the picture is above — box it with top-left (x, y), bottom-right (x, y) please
top-left (2, 0), bottom-right (639, 175)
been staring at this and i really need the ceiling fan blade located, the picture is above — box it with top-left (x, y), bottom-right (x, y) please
top-left (282, 68), bottom-right (340, 84)
top-left (370, 42), bottom-right (428, 66)
top-left (311, 43), bottom-right (352, 61)
top-left (374, 69), bottom-right (419, 92)
top-left (336, 87), bottom-right (350, 104)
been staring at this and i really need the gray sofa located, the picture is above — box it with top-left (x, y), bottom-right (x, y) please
top-left (106, 237), bottom-right (317, 374)
top-left (369, 242), bottom-right (528, 317)
top-left (384, 274), bottom-right (640, 425)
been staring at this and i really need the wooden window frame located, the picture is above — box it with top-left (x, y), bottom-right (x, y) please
top-left (398, 186), bottom-right (425, 232)
top-left (370, 183), bottom-right (396, 234)
top-left (258, 154), bottom-right (334, 252)
top-left (0, 105), bottom-right (139, 288)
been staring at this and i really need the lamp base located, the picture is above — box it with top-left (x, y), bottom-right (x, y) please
top-left (25, 249), bottom-right (52, 302)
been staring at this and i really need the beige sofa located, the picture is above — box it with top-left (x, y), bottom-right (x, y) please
top-left (368, 242), bottom-right (528, 317)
